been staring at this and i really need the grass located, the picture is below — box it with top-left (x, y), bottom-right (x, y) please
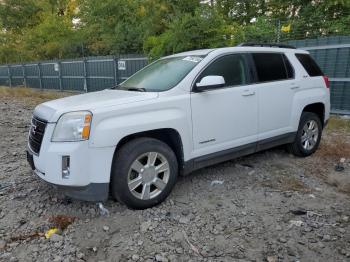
top-left (316, 136), bottom-right (350, 159)
top-left (261, 170), bottom-right (310, 192)
top-left (308, 117), bottom-right (350, 195)
top-left (325, 116), bottom-right (350, 133)
top-left (259, 116), bottom-right (350, 194)
top-left (315, 116), bottom-right (350, 160)
top-left (0, 86), bottom-right (73, 105)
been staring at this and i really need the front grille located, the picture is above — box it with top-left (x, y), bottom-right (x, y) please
top-left (28, 116), bottom-right (47, 155)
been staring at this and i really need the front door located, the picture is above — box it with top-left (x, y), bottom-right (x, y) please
top-left (190, 53), bottom-right (258, 158)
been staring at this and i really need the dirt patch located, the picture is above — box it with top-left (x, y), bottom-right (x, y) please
top-left (0, 86), bottom-right (73, 106)
top-left (316, 135), bottom-right (350, 160)
top-left (304, 123), bottom-right (350, 195)
top-left (0, 89), bottom-right (350, 262)
top-left (261, 174), bottom-right (310, 192)
top-left (48, 215), bottom-right (76, 231)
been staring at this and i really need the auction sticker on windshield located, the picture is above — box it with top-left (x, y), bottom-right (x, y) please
top-left (182, 56), bottom-right (203, 63)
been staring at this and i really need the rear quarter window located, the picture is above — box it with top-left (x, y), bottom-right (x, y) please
top-left (295, 53), bottom-right (323, 77)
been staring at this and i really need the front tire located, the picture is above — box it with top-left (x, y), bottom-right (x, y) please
top-left (288, 112), bottom-right (322, 157)
top-left (111, 138), bottom-right (178, 209)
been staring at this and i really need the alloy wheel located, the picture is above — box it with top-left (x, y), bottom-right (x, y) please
top-left (301, 120), bottom-right (319, 150)
top-left (127, 152), bottom-right (170, 200)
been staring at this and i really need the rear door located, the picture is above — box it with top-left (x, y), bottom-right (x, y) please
top-left (249, 52), bottom-right (297, 140)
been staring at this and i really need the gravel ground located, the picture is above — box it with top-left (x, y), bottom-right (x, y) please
top-left (1, 89), bottom-right (350, 262)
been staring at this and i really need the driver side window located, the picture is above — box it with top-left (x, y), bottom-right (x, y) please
top-left (198, 54), bottom-right (248, 88)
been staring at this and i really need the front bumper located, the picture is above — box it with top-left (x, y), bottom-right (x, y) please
top-left (27, 150), bottom-right (109, 201)
top-left (26, 122), bottom-right (115, 201)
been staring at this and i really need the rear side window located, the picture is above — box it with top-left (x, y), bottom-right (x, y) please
top-left (295, 53), bottom-right (323, 76)
top-left (252, 53), bottom-right (294, 82)
top-left (198, 54), bottom-right (248, 87)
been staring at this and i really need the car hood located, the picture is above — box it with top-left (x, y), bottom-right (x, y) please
top-left (33, 89), bottom-right (158, 122)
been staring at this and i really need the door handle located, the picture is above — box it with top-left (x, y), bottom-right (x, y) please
top-left (290, 85), bottom-right (300, 90)
top-left (242, 90), bottom-right (255, 96)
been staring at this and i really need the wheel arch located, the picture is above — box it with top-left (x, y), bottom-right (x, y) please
top-left (302, 102), bottom-right (325, 127)
top-left (112, 128), bottom-right (185, 175)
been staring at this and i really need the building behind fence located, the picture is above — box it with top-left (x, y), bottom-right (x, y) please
top-left (0, 36), bottom-right (349, 114)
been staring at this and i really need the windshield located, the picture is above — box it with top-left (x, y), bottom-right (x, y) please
top-left (119, 56), bottom-right (204, 92)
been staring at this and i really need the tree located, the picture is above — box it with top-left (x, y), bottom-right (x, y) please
top-left (0, 0), bottom-right (349, 63)
top-left (79, 0), bottom-right (202, 56)
top-left (22, 15), bottom-right (81, 60)
top-left (0, 0), bottom-right (42, 32)
top-left (79, 0), bottom-right (145, 55)
top-left (144, 6), bottom-right (231, 59)
top-left (215, 0), bottom-right (267, 24)
top-left (0, 0), bottom-right (81, 63)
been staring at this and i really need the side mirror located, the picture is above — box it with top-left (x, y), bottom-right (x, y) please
top-left (194, 75), bottom-right (225, 92)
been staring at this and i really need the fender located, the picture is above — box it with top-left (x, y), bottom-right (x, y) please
top-left (88, 99), bottom-right (193, 161)
top-left (291, 86), bottom-right (329, 130)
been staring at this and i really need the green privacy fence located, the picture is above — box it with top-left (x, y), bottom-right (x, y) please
top-left (286, 36), bottom-right (350, 114)
top-left (0, 37), bottom-right (349, 114)
top-left (0, 54), bottom-right (148, 92)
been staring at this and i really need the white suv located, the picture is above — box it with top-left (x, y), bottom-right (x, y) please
top-left (27, 44), bottom-right (330, 209)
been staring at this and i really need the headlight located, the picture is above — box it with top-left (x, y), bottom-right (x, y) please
top-left (52, 111), bottom-right (92, 142)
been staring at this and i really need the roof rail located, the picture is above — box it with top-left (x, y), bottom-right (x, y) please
top-left (237, 43), bottom-right (296, 49)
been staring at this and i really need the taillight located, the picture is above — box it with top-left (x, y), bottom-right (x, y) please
top-left (323, 76), bottom-right (330, 89)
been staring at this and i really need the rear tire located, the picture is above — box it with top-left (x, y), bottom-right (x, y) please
top-left (287, 112), bottom-right (322, 157)
top-left (111, 137), bottom-right (178, 209)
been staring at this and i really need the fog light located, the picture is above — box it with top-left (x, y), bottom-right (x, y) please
top-left (62, 156), bottom-right (70, 179)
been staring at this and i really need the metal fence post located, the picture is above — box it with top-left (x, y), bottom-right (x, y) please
top-left (58, 62), bottom-right (63, 91)
top-left (38, 63), bottom-right (43, 89)
top-left (276, 19), bottom-right (281, 42)
top-left (7, 65), bottom-right (12, 88)
top-left (83, 59), bottom-right (88, 92)
top-left (22, 64), bottom-right (27, 88)
top-left (114, 56), bottom-right (119, 86)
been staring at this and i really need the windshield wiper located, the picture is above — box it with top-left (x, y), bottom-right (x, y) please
top-left (125, 87), bottom-right (146, 92)
top-left (110, 85), bottom-right (145, 92)
top-left (110, 84), bottom-right (121, 90)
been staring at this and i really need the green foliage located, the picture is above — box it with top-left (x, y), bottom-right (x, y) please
top-left (144, 7), bottom-right (230, 59)
top-left (0, 0), bottom-right (349, 63)
top-left (0, 0), bottom-right (81, 62)
top-left (215, 0), bottom-right (268, 24)
top-left (242, 17), bottom-right (276, 42)
top-left (0, 0), bottom-right (42, 32)
top-left (22, 15), bottom-right (81, 60)
top-left (79, 0), bottom-right (144, 55)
